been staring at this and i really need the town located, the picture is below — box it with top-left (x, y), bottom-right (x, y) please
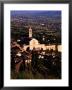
top-left (11, 11), bottom-right (61, 79)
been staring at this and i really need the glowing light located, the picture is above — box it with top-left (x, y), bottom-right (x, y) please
top-left (29, 60), bottom-right (31, 62)
top-left (25, 60), bottom-right (27, 63)
top-left (16, 52), bottom-right (21, 57)
top-left (39, 55), bottom-right (41, 59)
top-left (58, 45), bottom-right (62, 52)
top-left (17, 39), bottom-right (21, 42)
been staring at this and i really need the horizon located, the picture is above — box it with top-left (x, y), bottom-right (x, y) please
top-left (11, 10), bottom-right (61, 17)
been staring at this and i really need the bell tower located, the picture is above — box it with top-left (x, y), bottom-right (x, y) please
top-left (29, 27), bottom-right (32, 38)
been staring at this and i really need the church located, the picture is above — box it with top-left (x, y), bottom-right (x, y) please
top-left (23, 27), bottom-right (61, 52)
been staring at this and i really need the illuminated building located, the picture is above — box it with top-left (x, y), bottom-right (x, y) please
top-left (29, 27), bottom-right (32, 38)
top-left (23, 27), bottom-right (61, 52)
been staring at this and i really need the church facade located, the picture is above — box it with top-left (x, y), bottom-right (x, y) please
top-left (23, 27), bottom-right (61, 52)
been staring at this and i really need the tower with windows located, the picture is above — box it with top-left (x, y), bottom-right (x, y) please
top-left (29, 27), bottom-right (32, 38)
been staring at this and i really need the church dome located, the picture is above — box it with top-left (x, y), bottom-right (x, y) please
top-left (29, 38), bottom-right (39, 46)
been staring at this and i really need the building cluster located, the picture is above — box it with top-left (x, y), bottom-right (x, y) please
top-left (11, 13), bottom-right (61, 79)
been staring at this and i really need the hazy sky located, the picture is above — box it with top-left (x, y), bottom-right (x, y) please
top-left (11, 11), bottom-right (61, 17)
